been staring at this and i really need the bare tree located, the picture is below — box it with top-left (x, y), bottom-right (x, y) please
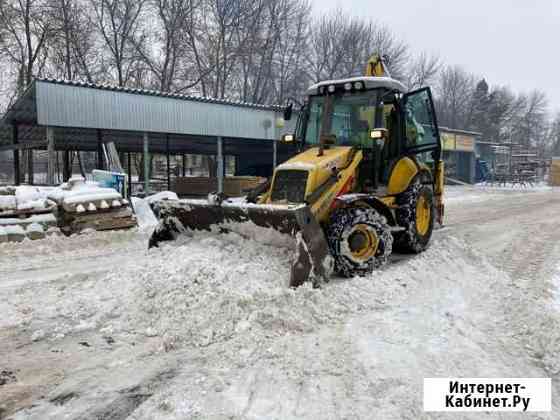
top-left (307, 12), bottom-right (409, 83)
top-left (549, 112), bottom-right (560, 156)
top-left (434, 65), bottom-right (476, 129)
top-left (268, 0), bottom-right (310, 104)
top-left (90, 0), bottom-right (146, 86)
top-left (514, 89), bottom-right (548, 150)
top-left (233, 0), bottom-right (310, 104)
top-left (196, 0), bottom-right (257, 99)
top-left (134, 0), bottom-right (202, 92)
top-left (47, 0), bottom-right (100, 82)
top-left (405, 52), bottom-right (440, 90)
top-left (0, 0), bottom-right (52, 94)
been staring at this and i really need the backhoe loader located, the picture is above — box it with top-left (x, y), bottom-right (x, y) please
top-left (149, 55), bottom-right (445, 287)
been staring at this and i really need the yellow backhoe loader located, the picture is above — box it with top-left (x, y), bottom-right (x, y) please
top-left (149, 55), bottom-right (445, 287)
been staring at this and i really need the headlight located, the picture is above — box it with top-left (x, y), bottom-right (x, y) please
top-left (319, 86), bottom-right (325, 95)
top-left (344, 82), bottom-right (352, 91)
top-left (354, 81), bottom-right (364, 90)
top-left (327, 84), bottom-right (336, 93)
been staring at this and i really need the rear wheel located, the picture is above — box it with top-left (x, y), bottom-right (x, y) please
top-left (394, 181), bottom-right (434, 253)
top-left (327, 206), bottom-right (393, 278)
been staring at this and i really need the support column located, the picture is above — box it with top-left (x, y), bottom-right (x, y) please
top-left (96, 129), bottom-right (104, 170)
top-left (182, 154), bottom-right (186, 177)
top-left (143, 132), bottom-right (150, 195)
top-left (27, 149), bottom-right (34, 185)
top-left (166, 134), bottom-right (171, 191)
top-left (63, 150), bottom-right (71, 181)
top-left (12, 124), bottom-right (20, 186)
top-left (217, 137), bottom-right (224, 194)
top-left (127, 152), bottom-right (132, 198)
top-left (47, 127), bottom-right (56, 185)
top-left (273, 140), bottom-right (277, 170)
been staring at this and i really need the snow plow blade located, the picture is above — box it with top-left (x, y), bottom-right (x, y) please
top-left (149, 200), bottom-right (332, 287)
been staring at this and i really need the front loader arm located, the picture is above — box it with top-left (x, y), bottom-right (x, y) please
top-left (309, 149), bottom-right (363, 223)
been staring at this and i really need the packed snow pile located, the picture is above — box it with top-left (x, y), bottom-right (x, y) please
top-left (0, 185), bottom-right (56, 214)
top-left (8, 228), bottom-right (560, 419)
top-left (4, 186), bottom-right (560, 419)
top-left (5, 228), bottom-right (544, 356)
top-left (46, 176), bottom-right (125, 210)
top-left (131, 197), bottom-right (158, 231)
top-left (130, 191), bottom-right (179, 232)
top-left (0, 186), bottom-right (58, 242)
top-left (145, 190), bottom-right (179, 204)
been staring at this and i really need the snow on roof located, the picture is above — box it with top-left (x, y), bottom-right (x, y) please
top-left (306, 76), bottom-right (407, 96)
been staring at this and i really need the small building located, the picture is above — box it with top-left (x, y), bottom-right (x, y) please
top-left (439, 127), bottom-right (480, 184)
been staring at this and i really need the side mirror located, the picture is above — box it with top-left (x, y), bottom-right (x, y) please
top-left (283, 103), bottom-right (293, 121)
top-left (369, 128), bottom-right (388, 140)
top-left (281, 133), bottom-right (295, 143)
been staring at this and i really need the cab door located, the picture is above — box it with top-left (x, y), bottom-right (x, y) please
top-left (402, 87), bottom-right (441, 161)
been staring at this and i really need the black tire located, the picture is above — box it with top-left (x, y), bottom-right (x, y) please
top-left (394, 181), bottom-right (434, 253)
top-left (327, 206), bottom-right (393, 278)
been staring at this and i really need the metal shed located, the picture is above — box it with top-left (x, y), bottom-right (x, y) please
top-left (0, 79), bottom-right (296, 193)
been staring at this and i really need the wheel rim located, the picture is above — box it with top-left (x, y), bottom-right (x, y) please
top-left (416, 194), bottom-right (430, 236)
top-left (347, 224), bottom-right (379, 261)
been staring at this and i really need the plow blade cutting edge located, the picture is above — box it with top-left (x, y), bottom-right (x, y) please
top-left (149, 200), bottom-right (332, 287)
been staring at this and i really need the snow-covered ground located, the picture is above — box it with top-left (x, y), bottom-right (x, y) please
top-left (1, 185), bottom-right (560, 419)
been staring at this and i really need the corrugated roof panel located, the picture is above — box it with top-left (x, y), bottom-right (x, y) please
top-left (36, 81), bottom-right (282, 140)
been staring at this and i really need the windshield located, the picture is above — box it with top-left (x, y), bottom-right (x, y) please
top-left (305, 91), bottom-right (380, 148)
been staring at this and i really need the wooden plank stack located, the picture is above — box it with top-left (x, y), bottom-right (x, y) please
top-left (550, 158), bottom-right (560, 186)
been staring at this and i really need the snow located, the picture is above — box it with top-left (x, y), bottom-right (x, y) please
top-left (146, 191), bottom-right (179, 204)
top-left (4, 225), bottom-right (25, 235)
top-left (1, 186), bottom-right (560, 419)
top-left (14, 185), bottom-right (48, 203)
top-left (0, 213), bottom-right (56, 226)
top-left (62, 190), bottom-right (122, 205)
top-left (0, 195), bottom-right (16, 210)
top-left (275, 161), bottom-right (315, 171)
top-left (131, 197), bottom-right (159, 231)
top-left (26, 223), bottom-right (45, 240)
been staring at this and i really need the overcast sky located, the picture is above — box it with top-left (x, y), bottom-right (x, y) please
top-left (311, 0), bottom-right (560, 113)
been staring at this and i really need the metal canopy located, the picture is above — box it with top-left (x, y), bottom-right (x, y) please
top-left (2, 79), bottom-right (284, 141)
top-left (0, 78), bottom-right (297, 186)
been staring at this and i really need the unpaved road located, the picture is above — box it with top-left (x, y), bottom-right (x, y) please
top-left (447, 187), bottom-right (560, 284)
top-left (1, 186), bottom-right (559, 419)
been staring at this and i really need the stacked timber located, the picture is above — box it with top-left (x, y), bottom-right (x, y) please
top-left (0, 178), bottom-right (137, 241)
top-left (52, 177), bottom-right (137, 235)
top-left (550, 158), bottom-right (560, 186)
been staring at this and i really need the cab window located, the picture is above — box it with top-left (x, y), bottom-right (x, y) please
top-left (305, 91), bottom-right (378, 148)
top-left (403, 88), bottom-right (439, 150)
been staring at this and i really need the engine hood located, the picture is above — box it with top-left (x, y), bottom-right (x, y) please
top-left (273, 146), bottom-right (355, 200)
top-left (277, 146), bottom-right (353, 171)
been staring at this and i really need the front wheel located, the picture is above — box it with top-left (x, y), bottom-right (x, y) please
top-left (394, 182), bottom-right (434, 253)
top-left (327, 207), bottom-right (393, 278)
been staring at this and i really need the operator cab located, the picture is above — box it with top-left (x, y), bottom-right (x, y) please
top-left (292, 75), bottom-right (441, 192)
